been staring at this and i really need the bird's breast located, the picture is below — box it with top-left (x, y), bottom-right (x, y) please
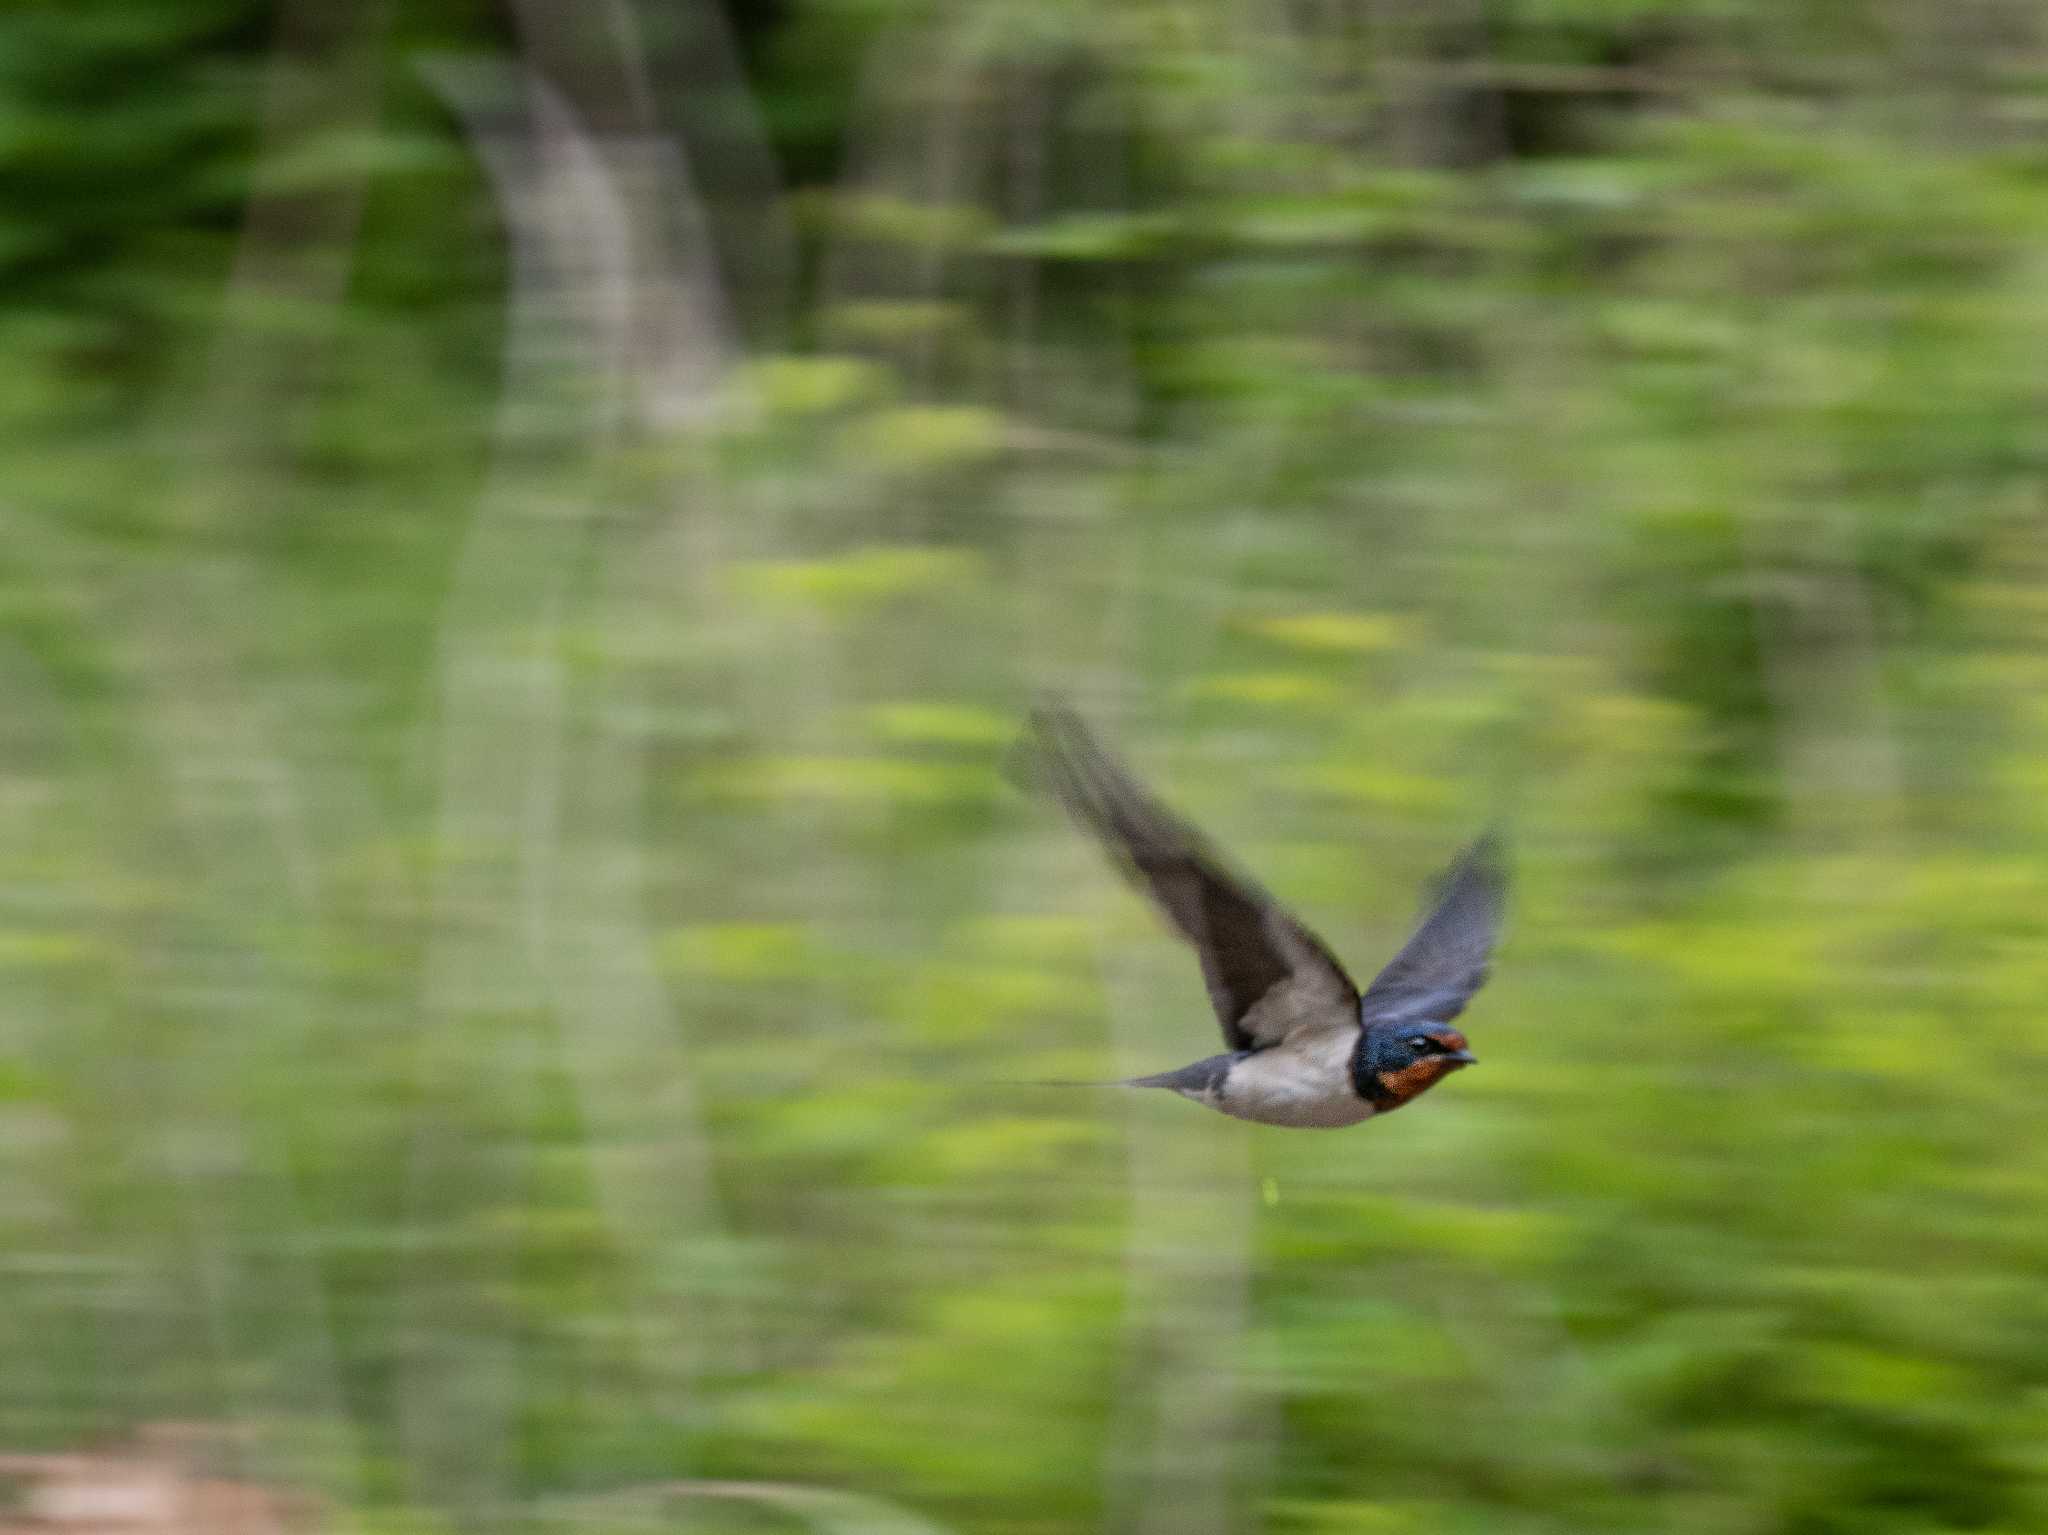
top-left (1212, 1030), bottom-right (1375, 1129)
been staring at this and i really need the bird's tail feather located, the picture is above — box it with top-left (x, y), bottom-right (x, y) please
top-left (1122, 1069), bottom-right (1194, 1090)
top-left (990, 1076), bottom-right (1152, 1089)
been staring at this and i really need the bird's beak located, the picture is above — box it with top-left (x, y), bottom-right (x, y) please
top-left (1444, 1049), bottom-right (1477, 1067)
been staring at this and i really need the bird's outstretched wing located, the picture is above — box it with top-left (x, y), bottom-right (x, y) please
top-left (1357, 832), bottom-right (1507, 1028)
top-left (1019, 704), bottom-right (1358, 1052)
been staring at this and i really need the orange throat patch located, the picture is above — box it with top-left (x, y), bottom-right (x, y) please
top-left (1374, 1058), bottom-right (1456, 1110)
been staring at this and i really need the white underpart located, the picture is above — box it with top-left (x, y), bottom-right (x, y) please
top-left (1192, 1025), bottom-right (1376, 1129)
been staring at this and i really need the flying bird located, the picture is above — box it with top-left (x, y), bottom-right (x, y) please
top-left (1019, 704), bottom-right (1505, 1129)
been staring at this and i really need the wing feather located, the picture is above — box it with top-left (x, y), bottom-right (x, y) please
top-left (1021, 705), bottom-right (1358, 1052)
top-left (1357, 832), bottom-right (1507, 1028)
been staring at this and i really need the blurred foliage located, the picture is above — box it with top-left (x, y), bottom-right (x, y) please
top-left (4, 0), bottom-right (2048, 1532)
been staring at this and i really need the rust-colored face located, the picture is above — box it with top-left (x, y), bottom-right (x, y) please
top-left (1366, 1027), bottom-right (1476, 1111)
top-left (1374, 1056), bottom-right (1457, 1107)
top-left (1428, 1027), bottom-right (1471, 1057)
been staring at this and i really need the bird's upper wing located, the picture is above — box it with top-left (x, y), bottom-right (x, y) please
top-left (1021, 704), bottom-right (1358, 1052)
top-left (1356, 832), bottom-right (1507, 1028)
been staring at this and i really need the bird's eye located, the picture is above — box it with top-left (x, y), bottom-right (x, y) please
top-left (1404, 1035), bottom-right (1434, 1052)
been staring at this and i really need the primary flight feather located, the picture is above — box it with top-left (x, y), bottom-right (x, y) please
top-left (1021, 704), bottom-right (1506, 1128)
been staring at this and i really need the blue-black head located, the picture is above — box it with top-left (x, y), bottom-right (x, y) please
top-left (1352, 1024), bottom-right (1477, 1111)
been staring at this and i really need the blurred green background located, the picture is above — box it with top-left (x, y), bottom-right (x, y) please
top-left (4, 0), bottom-right (2048, 1531)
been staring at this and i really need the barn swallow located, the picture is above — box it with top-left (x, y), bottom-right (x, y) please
top-left (1020, 704), bottom-right (1505, 1128)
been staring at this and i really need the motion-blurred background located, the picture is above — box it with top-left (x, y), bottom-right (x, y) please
top-left (3, 1), bottom-right (2047, 1531)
